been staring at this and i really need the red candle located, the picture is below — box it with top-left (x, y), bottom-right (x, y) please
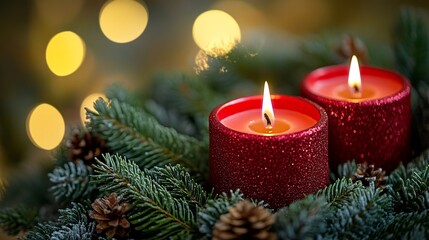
top-left (301, 56), bottom-right (411, 172)
top-left (209, 82), bottom-right (328, 208)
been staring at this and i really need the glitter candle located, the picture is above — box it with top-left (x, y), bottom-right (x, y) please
top-left (301, 56), bottom-right (411, 172)
top-left (209, 83), bottom-right (328, 209)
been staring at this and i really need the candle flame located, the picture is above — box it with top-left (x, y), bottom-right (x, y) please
top-left (348, 55), bottom-right (362, 98)
top-left (262, 81), bottom-right (275, 128)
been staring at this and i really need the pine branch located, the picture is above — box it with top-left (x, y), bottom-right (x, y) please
top-left (330, 160), bottom-right (357, 182)
top-left (48, 160), bottom-right (94, 202)
top-left (50, 222), bottom-right (95, 240)
top-left (92, 153), bottom-right (198, 239)
top-left (274, 195), bottom-right (327, 240)
top-left (316, 178), bottom-right (365, 210)
top-left (144, 100), bottom-right (198, 137)
top-left (151, 73), bottom-right (224, 116)
top-left (326, 187), bottom-right (392, 239)
top-left (23, 203), bottom-right (91, 240)
top-left (197, 190), bottom-right (243, 238)
top-left (379, 210), bottom-right (429, 239)
top-left (0, 207), bottom-right (38, 236)
top-left (388, 165), bottom-right (429, 212)
top-left (394, 7), bottom-right (429, 88)
top-left (86, 98), bottom-right (208, 178)
top-left (151, 164), bottom-right (213, 211)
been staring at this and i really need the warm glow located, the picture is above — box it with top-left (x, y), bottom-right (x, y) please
top-left (99, 0), bottom-right (149, 43)
top-left (80, 93), bottom-right (107, 124)
top-left (348, 55), bottom-right (362, 97)
top-left (192, 10), bottom-right (241, 56)
top-left (262, 81), bottom-right (275, 128)
top-left (26, 103), bottom-right (65, 150)
top-left (46, 31), bottom-right (86, 76)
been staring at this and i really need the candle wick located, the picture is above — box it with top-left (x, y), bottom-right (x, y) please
top-left (353, 84), bottom-right (360, 93)
top-left (264, 113), bottom-right (272, 128)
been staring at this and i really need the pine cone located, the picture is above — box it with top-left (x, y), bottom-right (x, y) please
top-left (66, 129), bottom-right (105, 165)
top-left (336, 35), bottom-right (368, 64)
top-left (89, 193), bottom-right (130, 238)
top-left (212, 200), bottom-right (276, 240)
top-left (352, 162), bottom-right (387, 189)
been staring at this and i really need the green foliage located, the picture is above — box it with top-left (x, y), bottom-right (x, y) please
top-left (24, 203), bottom-right (92, 240)
top-left (330, 160), bottom-right (357, 182)
top-left (197, 190), bottom-right (243, 238)
top-left (394, 8), bottom-right (429, 154)
top-left (327, 188), bottom-right (392, 239)
top-left (316, 178), bottom-right (365, 210)
top-left (388, 165), bottom-right (429, 212)
top-left (50, 222), bottom-right (95, 240)
top-left (144, 100), bottom-right (198, 137)
top-left (0, 206), bottom-right (38, 235)
top-left (274, 195), bottom-right (327, 240)
top-left (48, 160), bottom-right (93, 202)
top-left (151, 164), bottom-right (213, 210)
top-left (394, 8), bottom-right (429, 88)
top-left (86, 98), bottom-right (208, 178)
top-left (379, 210), bottom-right (429, 239)
top-left (92, 153), bottom-right (199, 239)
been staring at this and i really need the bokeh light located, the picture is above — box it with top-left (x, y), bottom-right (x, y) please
top-left (99, 0), bottom-right (149, 43)
top-left (80, 93), bottom-right (107, 124)
top-left (26, 103), bottom-right (65, 150)
top-left (192, 10), bottom-right (241, 56)
top-left (45, 31), bottom-right (86, 76)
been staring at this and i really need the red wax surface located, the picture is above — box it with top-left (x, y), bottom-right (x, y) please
top-left (301, 65), bottom-right (411, 172)
top-left (303, 65), bottom-right (404, 102)
top-left (220, 105), bottom-right (317, 136)
top-left (210, 95), bottom-right (329, 209)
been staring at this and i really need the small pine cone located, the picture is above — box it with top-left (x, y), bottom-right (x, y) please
top-left (352, 162), bottom-right (387, 189)
top-left (66, 129), bottom-right (105, 165)
top-left (336, 35), bottom-right (368, 64)
top-left (89, 193), bottom-right (130, 238)
top-left (212, 200), bottom-right (276, 240)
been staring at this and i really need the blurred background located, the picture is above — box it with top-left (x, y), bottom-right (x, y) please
top-left (0, 0), bottom-right (428, 209)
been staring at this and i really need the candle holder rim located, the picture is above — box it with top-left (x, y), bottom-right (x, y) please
top-left (209, 95), bottom-right (328, 139)
top-left (301, 64), bottom-right (411, 105)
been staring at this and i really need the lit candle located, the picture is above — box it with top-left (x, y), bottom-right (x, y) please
top-left (221, 82), bottom-right (317, 136)
top-left (209, 82), bottom-right (328, 208)
top-left (301, 55), bottom-right (411, 172)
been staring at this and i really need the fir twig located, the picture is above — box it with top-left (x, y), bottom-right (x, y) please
top-left (92, 153), bottom-right (198, 239)
top-left (379, 210), bottom-right (429, 239)
top-left (0, 207), bottom-right (38, 236)
top-left (23, 203), bottom-right (92, 240)
top-left (151, 164), bottom-right (213, 210)
top-left (197, 190), bottom-right (243, 238)
top-left (86, 98), bottom-right (208, 178)
top-left (48, 160), bottom-right (94, 202)
top-left (388, 165), bottom-right (429, 212)
top-left (274, 195), bottom-right (327, 240)
top-left (316, 178), bottom-right (365, 210)
top-left (326, 187), bottom-right (392, 239)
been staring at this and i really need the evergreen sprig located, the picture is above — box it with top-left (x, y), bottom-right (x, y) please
top-left (86, 98), bottom-right (208, 177)
top-left (388, 165), bottom-right (429, 212)
top-left (48, 160), bottom-right (93, 202)
top-left (92, 153), bottom-right (199, 239)
top-left (327, 187), bottom-right (392, 239)
top-left (24, 203), bottom-right (92, 240)
top-left (0, 206), bottom-right (38, 235)
top-left (197, 190), bottom-right (243, 238)
top-left (274, 195), bottom-right (327, 240)
top-left (151, 165), bottom-right (213, 211)
top-left (380, 210), bottom-right (429, 239)
top-left (316, 178), bottom-right (365, 210)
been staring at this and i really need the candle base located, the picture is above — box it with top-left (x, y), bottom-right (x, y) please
top-left (210, 95), bottom-right (329, 209)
